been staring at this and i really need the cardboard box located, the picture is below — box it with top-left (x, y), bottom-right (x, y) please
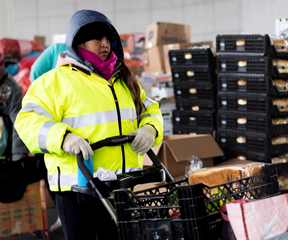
top-left (275, 18), bottom-right (288, 36)
top-left (143, 134), bottom-right (224, 177)
top-left (158, 96), bottom-right (176, 136)
top-left (163, 41), bottom-right (214, 74)
top-left (142, 46), bottom-right (165, 73)
top-left (145, 22), bottom-right (191, 49)
top-left (133, 182), bottom-right (164, 192)
top-left (0, 181), bottom-right (45, 237)
top-left (32, 35), bottom-right (46, 47)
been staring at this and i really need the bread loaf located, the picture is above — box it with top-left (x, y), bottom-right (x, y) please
top-left (272, 118), bottom-right (288, 125)
top-left (271, 136), bottom-right (288, 145)
top-left (270, 39), bottom-right (288, 52)
top-left (273, 79), bottom-right (288, 92)
top-left (188, 163), bottom-right (265, 186)
top-left (272, 59), bottom-right (288, 73)
top-left (273, 98), bottom-right (288, 111)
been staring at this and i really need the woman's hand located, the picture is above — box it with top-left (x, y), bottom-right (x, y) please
top-left (128, 125), bottom-right (156, 156)
top-left (62, 133), bottom-right (93, 160)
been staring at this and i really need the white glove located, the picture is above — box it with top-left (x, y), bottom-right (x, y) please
top-left (128, 125), bottom-right (156, 156)
top-left (62, 133), bottom-right (93, 160)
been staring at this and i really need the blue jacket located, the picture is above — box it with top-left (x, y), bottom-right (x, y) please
top-left (30, 43), bottom-right (66, 82)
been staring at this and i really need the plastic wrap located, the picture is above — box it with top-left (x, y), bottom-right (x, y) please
top-left (94, 167), bottom-right (117, 181)
top-left (184, 155), bottom-right (203, 178)
top-left (188, 163), bottom-right (265, 186)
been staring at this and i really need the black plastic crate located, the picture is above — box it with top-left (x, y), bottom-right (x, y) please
top-left (217, 110), bottom-right (288, 134)
top-left (173, 109), bottom-right (216, 128)
top-left (169, 48), bottom-right (216, 67)
top-left (114, 164), bottom-right (280, 240)
top-left (175, 98), bottom-right (216, 111)
top-left (217, 73), bottom-right (288, 96)
top-left (217, 55), bottom-right (288, 78)
top-left (216, 34), bottom-right (288, 58)
top-left (173, 125), bottom-right (215, 136)
top-left (217, 128), bottom-right (288, 156)
top-left (218, 148), bottom-right (272, 163)
top-left (171, 66), bottom-right (217, 83)
top-left (174, 82), bottom-right (217, 101)
top-left (217, 91), bottom-right (288, 116)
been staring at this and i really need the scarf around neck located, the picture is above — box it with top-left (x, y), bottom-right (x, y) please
top-left (77, 47), bottom-right (118, 80)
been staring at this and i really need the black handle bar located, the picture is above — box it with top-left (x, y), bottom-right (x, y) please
top-left (77, 135), bottom-right (174, 190)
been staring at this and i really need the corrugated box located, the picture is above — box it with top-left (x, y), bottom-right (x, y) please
top-left (32, 36), bottom-right (46, 47)
top-left (145, 22), bottom-right (191, 49)
top-left (163, 41), bottom-right (214, 74)
top-left (142, 46), bottom-right (165, 73)
top-left (0, 182), bottom-right (45, 237)
top-left (143, 134), bottom-right (223, 177)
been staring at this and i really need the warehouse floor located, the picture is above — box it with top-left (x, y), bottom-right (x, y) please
top-left (5, 207), bottom-right (65, 240)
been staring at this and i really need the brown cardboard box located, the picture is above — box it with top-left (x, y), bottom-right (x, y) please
top-left (145, 22), bottom-right (191, 49)
top-left (142, 46), bottom-right (165, 73)
top-left (143, 134), bottom-right (223, 177)
top-left (32, 35), bottom-right (46, 47)
top-left (163, 41), bottom-right (214, 74)
top-left (0, 181), bottom-right (44, 237)
top-left (133, 182), bottom-right (164, 192)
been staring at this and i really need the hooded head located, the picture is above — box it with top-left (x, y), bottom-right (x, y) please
top-left (66, 10), bottom-right (123, 67)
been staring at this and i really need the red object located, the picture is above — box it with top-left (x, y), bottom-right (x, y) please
top-left (0, 38), bottom-right (44, 57)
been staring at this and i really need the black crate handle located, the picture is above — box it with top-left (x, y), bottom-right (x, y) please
top-left (77, 135), bottom-right (174, 196)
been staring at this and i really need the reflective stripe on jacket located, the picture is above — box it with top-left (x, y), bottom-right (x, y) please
top-left (15, 64), bottom-right (163, 191)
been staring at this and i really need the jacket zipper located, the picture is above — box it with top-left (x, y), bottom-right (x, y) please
top-left (109, 85), bottom-right (126, 173)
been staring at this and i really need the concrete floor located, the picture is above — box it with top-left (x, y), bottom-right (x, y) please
top-left (3, 207), bottom-right (65, 240)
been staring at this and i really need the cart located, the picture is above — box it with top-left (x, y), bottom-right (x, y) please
top-left (72, 136), bottom-right (281, 240)
top-left (71, 135), bottom-right (174, 225)
top-left (0, 179), bottom-right (49, 240)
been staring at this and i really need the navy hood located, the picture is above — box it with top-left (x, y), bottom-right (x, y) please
top-left (66, 10), bottom-right (124, 67)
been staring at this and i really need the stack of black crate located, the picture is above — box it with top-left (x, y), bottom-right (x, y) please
top-left (168, 48), bottom-right (217, 136)
top-left (215, 34), bottom-right (288, 163)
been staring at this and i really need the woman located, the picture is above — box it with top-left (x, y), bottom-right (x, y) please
top-left (15, 9), bottom-right (163, 240)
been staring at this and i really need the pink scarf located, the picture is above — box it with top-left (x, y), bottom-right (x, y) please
top-left (77, 47), bottom-right (117, 80)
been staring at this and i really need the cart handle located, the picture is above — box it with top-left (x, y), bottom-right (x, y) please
top-left (77, 135), bottom-right (174, 190)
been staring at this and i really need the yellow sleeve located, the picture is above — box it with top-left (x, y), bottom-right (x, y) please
top-left (139, 86), bottom-right (164, 146)
top-left (15, 70), bottom-right (72, 155)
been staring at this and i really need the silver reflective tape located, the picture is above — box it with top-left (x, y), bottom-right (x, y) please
top-left (22, 103), bottom-right (55, 120)
top-left (144, 97), bottom-right (156, 108)
top-left (140, 114), bottom-right (163, 124)
top-left (48, 173), bottom-right (78, 187)
top-left (62, 108), bottom-right (137, 128)
top-left (38, 121), bottom-right (56, 153)
top-left (48, 167), bottom-right (141, 186)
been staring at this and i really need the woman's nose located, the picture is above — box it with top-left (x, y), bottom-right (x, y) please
top-left (100, 37), bottom-right (108, 46)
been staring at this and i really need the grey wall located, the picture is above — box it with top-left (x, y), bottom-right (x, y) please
top-left (1, 0), bottom-right (288, 46)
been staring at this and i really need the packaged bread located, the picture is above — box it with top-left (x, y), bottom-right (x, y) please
top-left (272, 59), bottom-right (288, 73)
top-left (273, 98), bottom-right (288, 111)
top-left (271, 136), bottom-right (288, 145)
top-left (188, 163), bottom-right (265, 186)
top-left (272, 79), bottom-right (288, 92)
top-left (272, 117), bottom-right (288, 125)
top-left (278, 175), bottom-right (288, 190)
top-left (270, 38), bottom-right (288, 52)
top-left (271, 157), bottom-right (288, 164)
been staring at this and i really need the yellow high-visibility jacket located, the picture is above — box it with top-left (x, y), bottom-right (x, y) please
top-left (15, 63), bottom-right (163, 191)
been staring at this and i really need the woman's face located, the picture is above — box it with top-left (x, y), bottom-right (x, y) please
top-left (79, 36), bottom-right (111, 61)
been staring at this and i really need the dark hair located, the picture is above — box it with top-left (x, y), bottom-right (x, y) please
top-left (115, 59), bottom-right (145, 122)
